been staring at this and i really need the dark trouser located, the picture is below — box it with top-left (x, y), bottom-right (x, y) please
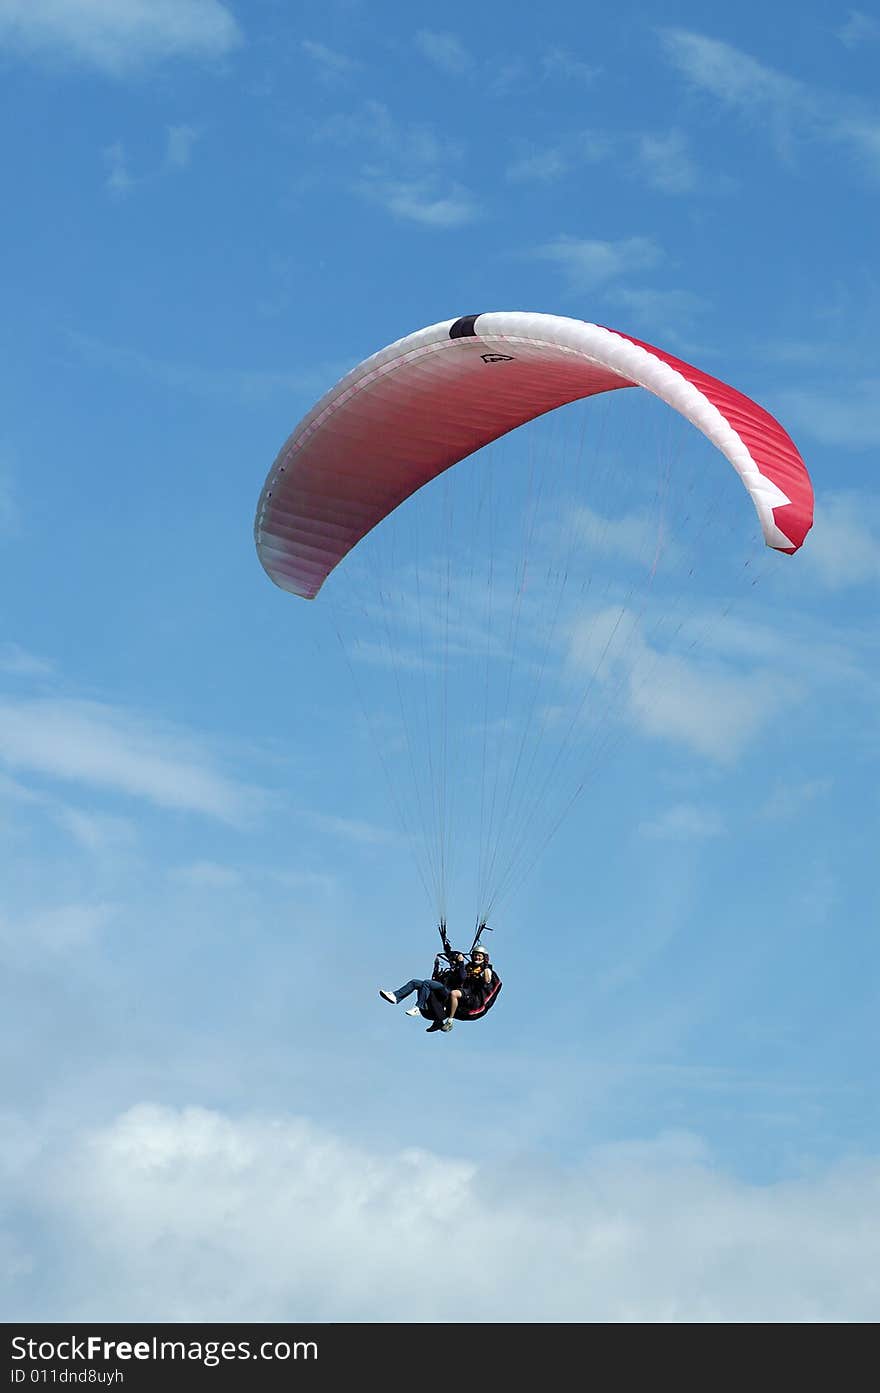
top-left (393, 979), bottom-right (449, 1013)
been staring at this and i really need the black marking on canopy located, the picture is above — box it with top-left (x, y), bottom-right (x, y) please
top-left (449, 315), bottom-right (482, 339)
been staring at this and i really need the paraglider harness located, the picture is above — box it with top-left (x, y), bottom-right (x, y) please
top-left (422, 920), bottom-right (502, 1023)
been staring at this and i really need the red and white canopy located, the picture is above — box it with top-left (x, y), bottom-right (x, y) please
top-left (255, 312), bottom-right (814, 599)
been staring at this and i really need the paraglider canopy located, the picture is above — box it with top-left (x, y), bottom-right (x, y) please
top-left (255, 312), bottom-right (813, 600)
top-left (254, 311), bottom-right (814, 927)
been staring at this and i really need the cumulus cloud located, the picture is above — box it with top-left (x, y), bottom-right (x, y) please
top-left (0, 0), bottom-right (242, 76)
top-left (5, 1103), bottom-right (879, 1321)
top-left (0, 696), bottom-right (260, 822)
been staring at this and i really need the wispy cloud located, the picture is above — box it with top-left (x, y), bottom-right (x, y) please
top-left (635, 130), bottom-right (698, 193)
top-left (837, 10), bottom-right (880, 46)
top-left (103, 139), bottom-right (133, 196)
top-left (164, 123), bottom-right (201, 170)
top-left (0, 771), bottom-right (137, 853)
top-left (170, 861), bottom-right (243, 888)
top-left (608, 286), bottom-right (710, 337)
top-left (506, 131), bottom-right (611, 184)
top-left (103, 125), bottom-right (202, 197)
top-left (571, 504), bottom-right (681, 566)
top-left (302, 812), bottom-right (398, 846)
top-left (0, 0), bottom-right (242, 76)
top-left (0, 696), bottom-right (261, 823)
top-left (640, 802), bottom-right (724, 839)
top-left (662, 28), bottom-right (880, 176)
top-left (414, 30), bottom-right (474, 76)
top-left (567, 605), bottom-right (800, 762)
top-left (758, 778), bottom-right (831, 821)
top-left (66, 329), bottom-right (341, 403)
top-left (359, 175), bottom-right (479, 227)
top-left (0, 450), bottom-right (16, 535)
top-left (507, 129), bottom-right (701, 197)
top-left (314, 100), bottom-right (462, 168)
top-left (0, 644), bottom-right (53, 679)
top-left (776, 381), bottom-right (880, 448)
top-left (315, 99), bottom-right (479, 227)
top-left (541, 46), bottom-right (599, 84)
top-left (532, 235), bottom-right (664, 291)
top-left (0, 901), bottom-right (117, 957)
top-left (9, 1103), bottom-right (878, 1321)
top-left (796, 491), bottom-right (880, 588)
top-left (301, 38), bottom-right (360, 84)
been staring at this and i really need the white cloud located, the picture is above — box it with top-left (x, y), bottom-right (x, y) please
top-left (640, 802), bottom-right (724, 839)
top-left (662, 28), bottom-right (880, 175)
top-left (315, 100), bottom-right (461, 167)
top-left (796, 491), bottom-right (880, 588)
top-left (301, 39), bottom-right (359, 83)
top-left (506, 146), bottom-right (571, 184)
top-left (507, 129), bottom-right (699, 196)
top-left (571, 504), bottom-right (680, 566)
top-left (165, 123), bottom-right (200, 170)
top-left (0, 643), bottom-right (53, 678)
top-left (415, 29), bottom-right (474, 76)
top-left (0, 696), bottom-right (260, 822)
top-left (0, 449), bottom-right (18, 534)
top-left (0, 770), bottom-right (136, 852)
top-left (103, 139), bottom-right (133, 196)
top-left (541, 46), bottom-right (599, 84)
top-left (758, 779), bottom-right (831, 821)
top-left (304, 812), bottom-right (397, 846)
top-left (608, 286), bottom-right (709, 335)
top-left (170, 860), bottom-right (243, 888)
top-left (567, 606), bottom-right (800, 762)
top-left (6, 1103), bottom-right (878, 1320)
top-left (0, 901), bottom-right (116, 957)
top-left (837, 10), bottom-right (880, 46)
top-left (52, 806), bottom-right (137, 852)
top-left (313, 99), bottom-right (477, 226)
top-left (66, 329), bottom-right (340, 403)
top-left (0, 0), bottom-right (241, 75)
top-left (776, 381), bottom-right (880, 448)
top-left (532, 235), bottom-right (663, 291)
top-left (361, 176), bottom-right (480, 227)
top-left (635, 130), bottom-right (697, 193)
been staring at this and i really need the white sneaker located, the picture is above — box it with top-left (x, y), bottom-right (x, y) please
top-left (379, 990), bottom-right (397, 1004)
top-left (441, 1020), bottom-right (453, 1032)
top-left (405, 1006), bottom-right (422, 1016)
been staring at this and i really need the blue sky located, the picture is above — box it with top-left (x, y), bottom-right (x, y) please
top-left (1, 0), bottom-right (878, 1321)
